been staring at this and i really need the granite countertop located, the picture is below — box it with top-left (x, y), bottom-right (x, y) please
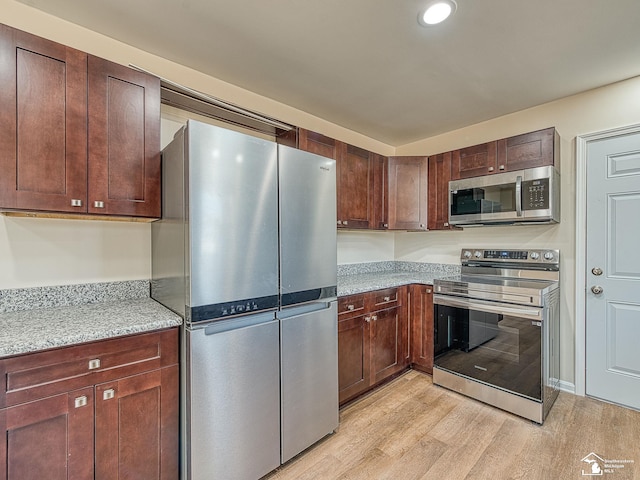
top-left (0, 281), bottom-right (183, 358)
top-left (337, 261), bottom-right (460, 296)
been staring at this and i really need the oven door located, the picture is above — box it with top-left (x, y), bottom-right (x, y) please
top-left (433, 294), bottom-right (543, 401)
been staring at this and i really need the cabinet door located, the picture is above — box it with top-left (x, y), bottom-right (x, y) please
top-left (0, 24), bottom-right (87, 213)
top-left (370, 306), bottom-right (408, 383)
top-left (87, 55), bottom-right (161, 218)
top-left (497, 127), bottom-right (557, 172)
top-left (387, 156), bottom-right (428, 230)
top-left (428, 152), bottom-right (453, 230)
top-left (337, 143), bottom-right (374, 229)
top-left (0, 388), bottom-right (94, 480)
top-left (371, 153), bottom-right (388, 229)
top-left (450, 141), bottom-right (498, 180)
top-left (410, 285), bottom-right (434, 374)
top-left (338, 314), bottom-right (371, 404)
top-left (95, 366), bottom-right (179, 480)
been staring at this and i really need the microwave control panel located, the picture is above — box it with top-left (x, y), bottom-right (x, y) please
top-left (522, 178), bottom-right (549, 210)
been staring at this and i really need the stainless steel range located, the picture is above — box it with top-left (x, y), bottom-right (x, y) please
top-left (433, 248), bottom-right (560, 423)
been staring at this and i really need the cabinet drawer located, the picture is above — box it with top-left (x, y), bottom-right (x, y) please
top-left (338, 294), bottom-right (366, 318)
top-left (0, 328), bottom-right (178, 408)
top-left (371, 288), bottom-right (400, 309)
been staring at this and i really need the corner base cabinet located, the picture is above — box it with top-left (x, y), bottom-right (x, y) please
top-left (0, 328), bottom-right (179, 480)
top-left (338, 287), bottom-right (409, 404)
top-left (409, 284), bottom-right (434, 374)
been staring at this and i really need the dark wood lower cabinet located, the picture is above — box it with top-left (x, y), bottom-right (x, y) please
top-left (0, 329), bottom-right (178, 480)
top-left (409, 284), bottom-right (435, 374)
top-left (338, 313), bottom-right (371, 404)
top-left (0, 388), bottom-right (94, 480)
top-left (338, 287), bottom-right (410, 404)
top-left (338, 284), bottom-right (435, 404)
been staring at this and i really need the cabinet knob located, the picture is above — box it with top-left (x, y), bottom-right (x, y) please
top-left (343, 220), bottom-right (348, 226)
top-left (488, 166), bottom-right (495, 172)
top-left (74, 396), bottom-right (88, 408)
top-left (420, 224), bottom-right (425, 228)
top-left (365, 316), bottom-right (371, 323)
top-left (88, 359), bottom-right (101, 370)
top-left (371, 315), bottom-right (377, 321)
top-left (337, 220), bottom-right (342, 225)
top-left (383, 223), bottom-right (388, 228)
top-left (347, 304), bottom-right (355, 311)
top-left (443, 222), bottom-right (449, 227)
top-left (71, 199), bottom-right (83, 207)
top-left (383, 296), bottom-right (390, 302)
top-left (93, 201), bottom-right (105, 208)
top-left (103, 389), bottom-right (116, 400)
top-left (426, 288), bottom-right (432, 294)
top-left (499, 164), bottom-right (505, 170)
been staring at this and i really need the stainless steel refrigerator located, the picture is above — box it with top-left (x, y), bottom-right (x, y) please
top-left (151, 120), bottom-right (338, 480)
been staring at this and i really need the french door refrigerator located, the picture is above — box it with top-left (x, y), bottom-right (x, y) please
top-left (151, 120), bottom-right (338, 480)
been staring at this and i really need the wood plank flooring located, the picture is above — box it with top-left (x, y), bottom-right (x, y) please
top-left (265, 370), bottom-right (640, 480)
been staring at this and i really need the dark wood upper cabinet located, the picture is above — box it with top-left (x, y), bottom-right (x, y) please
top-left (298, 129), bottom-right (339, 159)
top-left (387, 156), bottom-right (428, 230)
top-left (497, 127), bottom-right (557, 171)
top-left (427, 151), bottom-right (452, 230)
top-left (370, 153), bottom-right (388, 229)
top-left (451, 128), bottom-right (558, 181)
top-left (0, 24), bottom-right (161, 219)
top-left (88, 55), bottom-right (160, 218)
top-left (338, 143), bottom-right (376, 229)
top-left (450, 141), bottom-right (498, 180)
top-left (0, 24), bottom-right (88, 213)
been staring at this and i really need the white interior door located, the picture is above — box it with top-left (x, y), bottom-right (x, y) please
top-left (585, 131), bottom-right (640, 410)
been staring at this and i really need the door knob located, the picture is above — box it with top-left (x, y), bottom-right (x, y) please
top-left (591, 267), bottom-right (603, 276)
top-left (591, 285), bottom-right (604, 295)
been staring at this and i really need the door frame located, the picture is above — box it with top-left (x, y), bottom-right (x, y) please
top-left (575, 122), bottom-right (640, 397)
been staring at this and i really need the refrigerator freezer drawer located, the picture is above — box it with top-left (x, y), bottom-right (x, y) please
top-left (280, 301), bottom-right (339, 463)
top-left (185, 313), bottom-right (280, 480)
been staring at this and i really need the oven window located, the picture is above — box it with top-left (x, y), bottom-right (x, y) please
top-left (450, 184), bottom-right (516, 216)
top-left (434, 304), bottom-right (542, 401)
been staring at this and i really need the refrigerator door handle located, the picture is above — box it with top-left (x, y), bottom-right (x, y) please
top-left (277, 299), bottom-right (337, 319)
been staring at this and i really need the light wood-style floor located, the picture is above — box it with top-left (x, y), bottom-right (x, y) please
top-left (265, 370), bottom-right (640, 480)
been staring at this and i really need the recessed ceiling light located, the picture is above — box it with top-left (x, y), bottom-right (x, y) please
top-left (418, 0), bottom-right (457, 26)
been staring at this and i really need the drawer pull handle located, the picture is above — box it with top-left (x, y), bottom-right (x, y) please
top-left (347, 304), bottom-right (355, 311)
top-left (88, 359), bottom-right (101, 370)
top-left (383, 296), bottom-right (391, 302)
top-left (74, 396), bottom-right (88, 408)
top-left (103, 389), bottom-right (115, 400)
top-left (71, 199), bottom-right (83, 207)
top-left (94, 201), bottom-right (105, 208)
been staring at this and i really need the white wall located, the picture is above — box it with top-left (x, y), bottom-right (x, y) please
top-left (337, 231), bottom-right (395, 264)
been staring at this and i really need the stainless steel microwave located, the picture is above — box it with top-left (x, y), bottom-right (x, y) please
top-left (449, 166), bottom-right (560, 226)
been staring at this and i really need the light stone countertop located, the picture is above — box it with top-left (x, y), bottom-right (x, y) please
top-left (0, 281), bottom-right (182, 358)
top-left (337, 261), bottom-right (460, 296)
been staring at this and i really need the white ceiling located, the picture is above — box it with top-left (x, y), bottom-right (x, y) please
top-left (16, 0), bottom-right (640, 146)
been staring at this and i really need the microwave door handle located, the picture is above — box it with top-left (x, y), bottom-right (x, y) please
top-left (515, 175), bottom-right (523, 217)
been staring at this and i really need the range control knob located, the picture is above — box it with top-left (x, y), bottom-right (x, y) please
top-left (544, 251), bottom-right (555, 261)
top-left (530, 252), bottom-right (540, 260)
top-left (463, 250), bottom-right (472, 259)
top-left (474, 251), bottom-right (483, 258)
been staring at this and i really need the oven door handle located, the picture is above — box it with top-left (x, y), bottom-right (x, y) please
top-left (434, 294), bottom-right (542, 320)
